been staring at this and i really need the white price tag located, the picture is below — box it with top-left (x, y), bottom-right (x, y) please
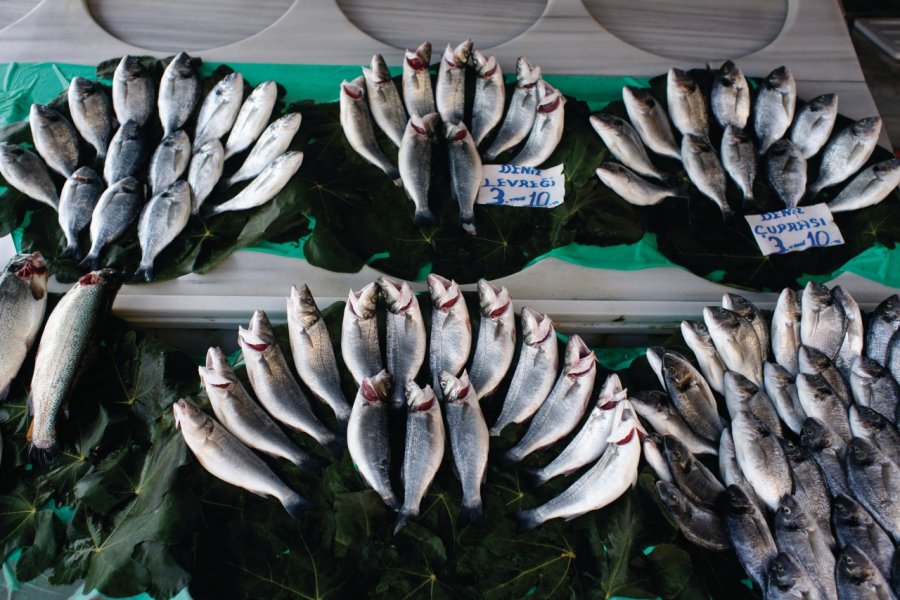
top-left (745, 204), bottom-right (845, 256)
top-left (477, 164), bottom-right (565, 208)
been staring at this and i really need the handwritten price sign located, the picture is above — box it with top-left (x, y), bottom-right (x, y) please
top-left (477, 164), bottom-right (565, 208)
top-left (745, 204), bottom-right (845, 256)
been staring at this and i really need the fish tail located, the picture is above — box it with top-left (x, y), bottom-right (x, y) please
top-left (27, 440), bottom-right (60, 466)
top-left (413, 208), bottom-right (437, 228)
top-left (382, 494), bottom-right (401, 513)
top-left (132, 264), bottom-right (154, 283)
top-left (512, 509), bottom-right (541, 533)
top-left (291, 449), bottom-right (326, 473)
top-left (0, 382), bottom-right (11, 402)
top-left (280, 491), bottom-right (314, 520)
top-left (322, 434), bottom-right (346, 458)
top-left (499, 448), bottom-right (522, 467)
top-left (389, 168), bottom-right (402, 187)
top-left (59, 243), bottom-right (83, 262)
top-left (460, 214), bottom-right (476, 236)
top-left (521, 466), bottom-right (548, 489)
top-left (393, 508), bottom-right (417, 535)
top-left (457, 500), bottom-right (485, 528)
top-left (78, 253), bottom-right (100, 272)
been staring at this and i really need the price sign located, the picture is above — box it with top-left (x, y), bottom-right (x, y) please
top-left (477, 164), bottom-right (565, 208)
top-left (745, 204), bottom-right (845, 256)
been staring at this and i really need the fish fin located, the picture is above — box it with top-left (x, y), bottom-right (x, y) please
top-left (457, 501), bottom-right (485, 528)
top-left (27, 442), bottom-right (60, 465)
top-left (393, 509), bottom-right (416, 535)
top-left (59, 244), bottom-right (83, 262)
top-left (521, 467), bottom-right (548, 489)
top-left (26, 394), bottom-right (33, 417)
top-left (25, 418), bottom-right (33, 441)
top-left (0, 382), bottom-right (10, 402)
top-left (413, 209), bottom-right (437, 228)
top-left (512, 509), bottom-right (540, 533)
top-left (321, 434), bottom-right (345, 458)
top-left (291, 450), bottom-right (326, 473)
top-left (78, 254), bottom-right (100, 272)
top-left (281, 492), bottom-right (314, 520)
top-left (460, 214), bottom-right (476, 236)
top-left (499, 449), bottom-right (521, 467)
top-left (132, 265), bottom-right (153, 283)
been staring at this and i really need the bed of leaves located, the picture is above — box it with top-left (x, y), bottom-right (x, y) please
top-left (0, 291), bottom-right (761, 599)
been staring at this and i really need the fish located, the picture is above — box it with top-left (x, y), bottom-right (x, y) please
top-left (781, 438), bottom-right (833, 546)
top-left (29, 104), bottom-right (79, 177)
top-left (589, 114), bottom-right (665, 180)
top-left (27, 269), bottom-right (121, 462)
top-left (890, 335), bottom-right (900, 395)
top-left (846, 436), bottom-right (900, 541)
top-left (239, 310), bottom-right (342, 455)
top-left (67, 77), bottom-right (113, 160)
top-left (340, 76), bottom-right (401, 184)
top-left (722, 483), bottom-right (778, 592)
top-left (867, 295), bottom-right (900, 367)
top-left (766, 553), bottom-right (821, 600)
top-left (832, 494), bottom-right (895, 582)
top-left (800, 417), bottom-right (851, 498)
top-left (510, 82), bottom-right (566, 168)
top-left (622, 86), bottom-right (680, 160)
top-left (721, 293), bottom-right (768, 365)
top-left (720, 125), bottom-right (757, 208)
top-left (656, 480), bottom-right (730, 552)
top-left (361, 54), bottom-right (407, 148)
top-left (199, 347), bottom-right (318, 470)
top-left (224, 113), bottom-right (302, 188)
top-left (833, 285), bottom-right (864, 377)
top-left (849, 405), bottom-right (900, 468)
top-left (643, 434), bottom-right (673, 482)
top-left (672, 321), bottom-right (725, 398)
top-left (828, 158), bottom-right (900, 214)
top-left (719, 428), bottom-right (763, 512)
top-left (808, 116), bottom-right (882, 197)
top-left (0, 253), bottom-right (48, 401)
top-left (723, 371), bottom-right (782, 437)
top-left (395, 382), bottom-right (445, 534)
top-left (427, 274), bottom-right (471, 399)
top-left (204, 151), bottom-right (302, 216)
top-left (682, 134), bottom-right (733, 220)
top-left (398, 112), bottom-right (438, 227)
top-left (703, 306), bottom-right (763, 385)
top-left (800, 281), bottom-right (847, 361)
top-left (666, 68), bottom-right (708, 138)
top-left (445, 122), bottom-right (482, 234)
top-left (771, 288), bottom-right (802, 375)
top-left (796, 373), bottom-right (851, 442)
top-left (711, 61), bottom-right (750, 130)
top-left (340, 283), bottom-right (382, 386)
top-left (798, 344), bottom-right (851, 406)
top-left (763, 362), bottom-right (806, 435)
top-left (173, 399), bottom-right (313, 518)
top-left (731, 411), bottom-right (793, 511)
top-left (631, 390), bottom-right (717, 455)
top-left (663, 434), bottom-right (725, 508)
top-left (491, 307), bottom-right (557, 436)
top-left (645, 346), bottom-right (668, 388)
top-left (471, 51), bottom-right (505, 146)
top-left (148, 130), bottom-right (191, 196)
top-left (483, 57), bottom-right (541, 161)
top-left (58, 167), bottom-right (103, 261)
top-left (224, 80), bottom-right (278, 159)
top-left (790, 93), bottom-right (838, 159)
top-left (0, 143), bottom-right (58, 209)
top-left (753, 66), bottom-right (796, 155)
top-left (595, 163), bottom-right (683, 207)
top-left (112, 55), bottom-right (155, 127)
top-left (662, 352), bottom-right (722, 441)
top-left (766, 139), bottom-right (807, 209)
top-left (503, 335), bottom-right (596, 464)
top-left (773, 495), bottom-right (837, 600)
top-left (435, 40), bottom-right (472, 126)
top-left (134, 180), bottom-right (191, 282)
top-left (187, 139), bottom-right (225, 215)
top-left (468, 280), bottom-right (516, 399)
top-left (286, 284), bottom-right (351, 426)
top-left (347, 370), bottom-right (397, 509)
top-left (158, 52), bottom-right (200, 136)
top-left (836, 543), bottom-right (896, 600)
top-left (441, 370), bottom-right (489, 526)
top-left (514, 409), bottom-right (641, 531)
top-left (378, 276), bottom-right (426, 410)
top-left (79, 177), bottom-right (143, 272)
top-left (401, 42), bottom-right (435, 119)
top-left (194, 72), bottom-right (244, 149)
top-left (104, 120), bottom-right (144, 185)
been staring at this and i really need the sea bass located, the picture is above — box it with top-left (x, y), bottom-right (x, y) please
top-left (428, 274), bottom-right (471, 399)
top-left (362, 54), bottom-right (407, 148)
top-left (341, 282), bottom-right (382, 386)
top-left (395, 383), bottom-right (444, 534)
top-left (378, 276), bottom-right (426, 409)
top-left (401, 42), bottom-right (435, 119)
top-left (435, 40), bottom-right (472, 126)
top-left (398, 112), bottom-right (439, 227)
top-left (58, 167), bottom-right (103, 261)
top-left (340, 76), bottom-right (401, 184)
top-left (468, 280), bottom-right (516, 399)
top-left (445, 122), bottom-right (482, 234)
top-left (483, 57), bottom-right (541, 161)
top-left (509, 82), bottom-right (566, 168)
top-left (471, 51), bottom-right (505, 146)
top-left (347, 370), bottom-right (397, 509)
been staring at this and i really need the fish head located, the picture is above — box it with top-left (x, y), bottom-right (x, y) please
top-left (661, 434), bottom-right (692, 469)
top-left (521, 308), bottom-right (554, 346)
top-left (775, 495), bottom-right (811, 531)
top-left (774, 288), bottom-right (800, 322)
top-left (802, 280), bottom-right (832, 311)
top-left (444, 40), bottom-right (473, 68)
top-left (723, 124), bottom-right (751, 145)
top-left (473, 52), bottom-right (498, 79)
top-left (288, 284), bottom-right (321, 328)
top-left (721, 293), bottom-right (755, 318)
top-left (598, 373), bottom-right (623, 399)
top-left (347, 282), bottom-right (379, 320)
top-left (172, 398), bottom-right (212, 434)
top-left (597, 389), bottom-right (626, 412)
top-left (439, 370), bottom-right (472, 403)
top-left (831, 494), bottom-right (869, 527)
top-left (119, 119), bottom-right (143, 141)
top-left (9, 251), bottom-right (49, 299)
top-left (537, 87), bottom-right (565, 115)
top-left (248, 80), bottom-right (276, 101)
top-left (444, 121), bottom-right (471, 145)
top-left (851, 355), bottom-right (886, 381)
top-left (476, 279), bottom-right (511, 320)
top-left (361, 370), bottom-right (392, 404)
top-left (0, 142), bottom-right (23, 161)
top-left (796, 373), bottom-right (833, 403)
top-left (851, 116), bottom-right (882, 138)
top-left (684, 134), bottom-right (713, 156)
top-left (702, 306), bottom-right (741, 341)
top-left (797, 344), bottom-right (831, 373)
top-left (115, 176), bottom-right (142, 197)
top-left (767, 553), bottom-right (808, 593)
top-left (405, 382), bottom-right (436, 412)
top-left (340, 78), bottom-right (366, 102)
top-left (117, 55), bottom-right (145, 80)
top-left (214, 72), bottom-right (243, 97)
top-left (662, 353), bottom-right (699, 393)
top-left (30, 104), bottom-right (61, 125)
top-left (724, 484), bottom-right (756, 514)
top-left (404, 42), bottom-right (431, 71)
top-left (162, 130), bottom-right (189, 148)
top-left (779, 437), bottom-right (805, 462)
top-left (199, 347), bottom-right (238, 389)
top-left (77, 269), bottom-right (123, 300)
top-left (716, 60), bottom-right (741, 86)
top-left (667, 68), bottom-right (697, 94)
top-left (767, 139), bottom-right (799, 159)
top-left (680, 320), bottom-right (710, 345)
top-left (238, 310), bottom-right (276, 352)
top-left (655, 480), bottom-right (690, 518)
top-left (377, 276), bottom-right (417, 315)
top-left (71, 166), bottom-right (101, 188)
top-left (764, 66), bottom-right (793, 93)
top-left (275, 112), bottom-right (303, 133)
top-left (847, 437), bottom-right (879, 466)
top-left (563, 335), bottom-right (595, 378)
top-left (800, 417), bottom-right (833, 451)
top-left (409, 112), bottom-right (440, 137)
top-left (838, 544), bottom-right (877, 583)
top-left (69, 76), bottom-right (98, 100)
top-left (366, 54), bottom-right (392, 84)
top-left (168, 52), bottom-right (195, 79)
top-left (160, 180), bottom-right (190, 201)
top-left (807, 93), bottom-right (837, 113)
top-left (274, 151), bottom-right (304, 173)
top-left (723, 370), bottom-right (758, 400)
top-left (622, 86), bottom-right (657, 113)
top-left (609, 412), bottom-right (638, 446)
top-left (874, 158), bottom-right (900, 180)
top-left (427, 274), bottom-right (461, 311)
top-left (589, 114), bottom-right (627, 137)
top-left (629, 390), bottom-right (668, 416)
top-left (514, 56), bottom-right (537, 84)
top-left (595, 163), bottom-right (629, 186)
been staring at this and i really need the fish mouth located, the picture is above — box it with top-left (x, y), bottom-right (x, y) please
top-left (538, 93), bottom-right (563, 114)
top-left (369, 54), bottom-right (392, 82)
top-left (238, 326), bottom-right (271, 352)
top-left (347, 283), bottom-right (378, 319)
top-left (361, 378), bottom-right (380, 403)
top-left (341, 81), bottom-right (364, 100)
top-left (565, 336), bottom-right (596, 377)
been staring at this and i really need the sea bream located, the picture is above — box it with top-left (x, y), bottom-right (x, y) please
top-left (148, 130), bottom-right (191, 196)
top-left (631, 390), bottom-right (718, 456)
top-left (402, 42), bottom-right (435, 119)
top-left (866, 294), bottom-right (900, 367)
top-left (595, 163), bottom-right (683, 207)
top-left (67, 77), bottom-right (113, 161)
top-left (468, 280), bottom-right (516, 399)
top-left (0, 253), bottom-right (48, 401)
top-left (362, 54), bottom-right (407, 148)
top-left (845, 437), bottom-right (900, 542)
top-left (622, 85), bottom-right (680, 160)
top-left (722, 371), bottom-right (782, 436)
top-left (666, 68), bottom-right (708, 138)
top-left (781, 438), bottom-right (832, 543)
top-left (510, 82), bottom-right (566, 168)
top-left (483, 57), bottom-right (541, 161)
top-left (187, 139), bottom-right (225, 215)
top-left (104, 120), bottom-right (144, 185)
top-left (773, 495), bottom-right (837, 600)
top-left (800, 281), bottom-right (847, 361)
top-left (766, 139), bottom-right (807, 209)
top-left (798, 344), bottom-right (850, 405)
top-left (721, 125), bottom-right (757, 208)
top-left (398, 112), bottom-right (439, 227)
top-left (790, 93), bottom-right (838, 159)
top-left (341, 283), bottom-right (382, 386)
top-left (224, 80), bottom-right (278, 159)
top-left (204, 151), bottom-right (303, 216)
top-left (134, 180), bottom-right (192, 282)
top-left (224, 113), bottom-right (302, 188)
top-left (796, 372), bottom-right (851, 443)
top-left (763, 362), bottom-right (806, 435)
top-left (807, 116), bottom-right (882, 197)
top-left (850, 357), bottom-right (899, 420)
top-left (445, 122), bottom-right (482, 234)
top-left (340, 76), bottom-right (401, 184)
top-left (471, 51), bottom-right (505, 146)
top-left (849, 405), bottom-right (900, 468)
top-left (827, 158), bottom-right (900, 214)
top-left (427, 274), bottom-right (471, 400)
top-left (722, 484), bottom-right (777, 592)
top-left (193, 72), bottom-right (244, 149)
top-left (731, 410), bottom-right (793, 511)
top-left (378, 276), bottom-right (426, 409)
top-left (158, 52), bottom-right (200, 136)
top-left (662, 351), bottom-right (722, 441)
top-left (800, 417), bottom-right (851, 498)
top-left (753, 66), bottom-right (796, 155)
top-left (436, 40), bottom-right (472, 126)
top-left (704, 306), bottom-right (763, 384)
top-left (395, 383), bottom-right (444, 534)
top-left (833, 285), bottom-right (864, 376)
top-left (347, 370), bottom-right (397, 510)
top-left (721, 293), bottom-right (768, 366)
top-left (680, 320), bottom-right (726, 395)
top-left (831, 494), bottom-right (895, 582)
top-left (590, 114), bottom-right (665, 180)
top-left (79, 177), bottom-right (143, 272)
top-left (656, 480), bottom-right (730, 552)
top-left (58, 167), bottom-right (103, 261)
top-left (711, 60), bottom-right (750, 130)
top-left (836, 543), bottom-right (896, 600)
top-left (663, 434), bottom-right (725, 509)
top-left (112, 55), bottom-right (155, 127)
top-left (0, 143), bottom-right (58, 210)
top-left (29, 104), bottom-right (79, 178)
top-left (682, 134), bottom-right (733, 220)
top-left (771, 288), bottom-right (802, 375)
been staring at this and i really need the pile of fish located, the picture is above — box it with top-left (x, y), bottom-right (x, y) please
top-left (594, 61), bottom-right (898, 219)
top-left (180, 274), bottom-right (645, 534)
top-left (340, 42), bottom-right (565, 234)
top-left (637, 285), bottom-right (900, 598)
top-left (0, 52), bottom-right (303, 281)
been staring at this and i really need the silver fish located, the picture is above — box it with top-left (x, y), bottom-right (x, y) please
top-left (104, 120), bottom-right (144, 185)
top-left (173, 399), bottom-right (313, 518)
top-left (731, 411), bottom-right (793, 511)
top-left (0, 253), bottom-right (48, 401)
top-left (436, 40), bottom-right (472, 126)
top-left (800, 417), bottom-right (850, 498)
top-left (711, 61), bottom-right (750, 130)
top-left (79, 177), bottom-right (142, 271)
top-left (341, 77), bottom-right (401, 184)
top-left (205, 150), bottom-right (302, 216)
top-left (833, 285), bottom-right (864, 376)
top-left (723, 371), bottom-right (782, 437)
top-left (401, 42), bottom-right (435, 119)
top-left (510, 82), bottom-right (566, 168)
top-left (158, 51), bottom-right (200, 136)
top-left (766, 139), bottom-right (807, 209)
top-left (503, 335), bottom-right (596, 464)
top-left (199, 347), bottom-right (317, 470)
top-left (240, 310), bottom-right (342, 455)
top-left (663, 433), bottom-right (725, 509)
top-left (719, 428), bottom-right (764, 510)
top-left (622, 85), bottom-right (680, 160)
top-left (656, 480), bottom-right (731, 552)
top-left (846, 437), bottom-right (900, 542)
top-left (643, 434), bottom-right (673, 483)
top-left (378, 276), bottom-right (426, 410)
top-left (134, 180), bottom-right (191, 282)
top-left (790, 94), bottom-right (839, 159)
top-left (0, 143), bottom-right (58, 209)
top-left (224, 80), bottom-right (277, 159)
top-left (800, 281), bottom-right (847, 360)
top-left (836, 543), bottom-right (896, 600)
top-left (704, 306), bottom-right (763, 384)
top-left (850, 357), bottom-right (899, 421)
top-left (849, 405), bottom-right (900, 468)
top-left (395, 382), bottom-right (444, 534)
top-left (772, 288), bottom-right (802, 375)
top-left (347, 370), bottom-right (397, 509)
top-left (67, 77), bottom-right (113, 160)
top-left (148, 130), bottom-right (191, 196)
top-left (341, 283), bottom-right (382, 386)
top-left (890, 333), bottom-right (900, 392)
top-left (798, 344), bottom-right (851, 405)
top-left (112, 55), bottom-right (155, 127)
top-left (224, 113), bottom-right (302, 187)
top-left (194, 72), bottom-right (244, 149)
top-left (797, 373), bottom-right (851, 443)
top-left (721, 125), bottom-right (757, 207)
top-left (631, 390), bottom-right (718, 455)
top-left (446, 122), bottom-right (482, 234)
top-left (764, 362), bottom-right (806, 434)
top-left (753, 66), bottom-right (796, 155)
top-left (681, 320), bottom-right (726, 394)
top-left (662, 351), bottom-right (722, 441)
top-left (58, 167), bottom-right (103, 261)
top-left (469, 279), bottom-right (516, 399)
top-left (867, 295), bottom-right (900, 367)
top-left (773, 495), bottom-right (837, 600)
top-left (682, 134), bottom-right (733, 219)
top-left (428, 274), bottom-right (471, 399)
top-left (781, 438), bottom-right (832, 544)
top-left (491, 308), bottom-right (557, 436)
top-left (287, 284), bottom-right (351, 426)
top-left (483, 57), bottom-right (541, 161)
top-left (722, 293), bottom-right (768, 365)
top-left (590, 114), bottom-right (665, 180)
top-left (595, 163), bottom-right (683, 206)
top-left (471, 51), bottom-right (505, 147)
top-left (666, 68), bottom-right (708, 138)
top-left (808, 116), bottom-right (882, 197)
top-left (187, 139), bottom-right (225, 215)
top-left (398, 112), bottom-right (438, 227)
top-left (441, 370), bottom-right (489, 526)
top-left (28, 269), bottom-right (121, 462)
top-left (827, 158), bottom-right (900, 214)
top-left (832, 494), bottom-right (895, 582)
top-left (645, 346), bottom-right (667, 388)
top-left (766, 553), bottom-right (820, 600)
top-left (29, 104), bottom-right (79, 177)
top-left (362, 55), bottom-right (407, 148)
